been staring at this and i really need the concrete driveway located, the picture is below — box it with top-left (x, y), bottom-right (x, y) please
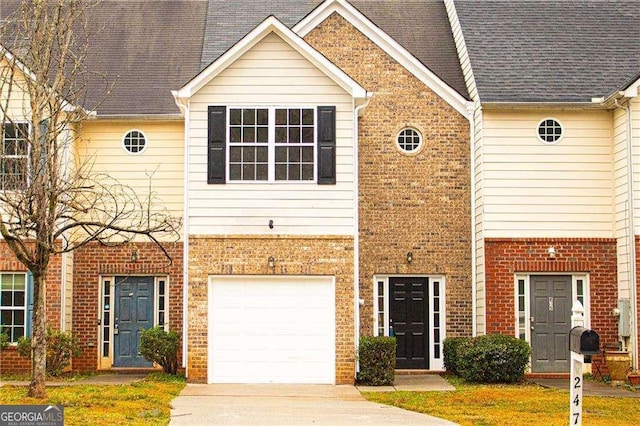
top-left (170, 383), bottom-right (457, 425)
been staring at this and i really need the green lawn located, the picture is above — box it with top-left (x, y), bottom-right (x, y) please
top-left (362, 377), bottom-right (640, 426)
top-left (0, 373), bottom-right (185, 425)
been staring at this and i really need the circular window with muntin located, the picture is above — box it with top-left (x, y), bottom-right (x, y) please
top-left (537, 118), bottom-right (563, 144)
top-left (123, 130), bottom-right (147, 154)
top-left (396, 128), bottom-right (422, 154)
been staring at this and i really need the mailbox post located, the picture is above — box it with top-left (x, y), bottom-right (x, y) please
top-left (569, 301), bottom-right (600, 426)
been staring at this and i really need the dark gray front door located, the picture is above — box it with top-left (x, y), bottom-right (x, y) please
top-left (530, 275), bottom-right (571, 372)
top-left (389, 277), bottom-right (429, 369)
top-left (114, 276), bottom-right (154, 367)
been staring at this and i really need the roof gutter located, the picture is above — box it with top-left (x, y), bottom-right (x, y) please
top-left (482, 101), bottom-right (606, 111)
top-left (89, 113), bottom-right (184, 121)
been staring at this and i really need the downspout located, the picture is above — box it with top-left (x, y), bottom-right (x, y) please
top-left (468, 101), bottom-right (477, 337)
top-left (353, 96), bottom-right (371, 377)
top-left (617, 98), bottom-right (639, 371)
top-left (173, 93), bottom-right (190, 375)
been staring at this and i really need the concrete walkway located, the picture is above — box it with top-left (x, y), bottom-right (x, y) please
top-left (357, 373), bottom-right (455, 392)
top-left (170, 377), bottom-right (457, 425)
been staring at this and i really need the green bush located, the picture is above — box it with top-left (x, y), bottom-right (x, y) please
top-left (456, 334), bottom-right (531, 383)
top-left (139, 326), bottom-right (179, 374)
top-left (17, 329), bottom-right (83, 376)
top-left (443, 336), bottom-right (469, 375)
top-left (357, 336), bottom-right (396, 385)
top-left (0, 327), bottom-right (9, 350)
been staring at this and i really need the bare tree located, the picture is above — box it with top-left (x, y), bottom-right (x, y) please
top-left (0, 1), bottom-right (181, 398)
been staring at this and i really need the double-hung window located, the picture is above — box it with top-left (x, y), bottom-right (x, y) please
top-left (207, 105), bottom-right (336, 185)
top-left (0, 272), bottom-right (28, 342)
top-left (1, 123), bottom-right (29, 190)
top-left (228, 107), bottom-right (315, 182)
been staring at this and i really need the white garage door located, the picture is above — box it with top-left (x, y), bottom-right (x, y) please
top-left (208, 276), bottom-right (335, 384)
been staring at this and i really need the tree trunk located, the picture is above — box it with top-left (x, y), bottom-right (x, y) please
top-left (28, 271), bottom-right (47, 398)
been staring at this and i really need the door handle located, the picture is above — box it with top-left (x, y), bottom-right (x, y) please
top-left (114, 318), bottom-right (119, 335)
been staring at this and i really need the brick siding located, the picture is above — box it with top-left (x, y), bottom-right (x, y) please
top-left (72, 241), bottom-right (183, 371)
top-left (0, 241), bottom-right (62, 374)
top-left (187, 235), bottom-right (354, 384)
top-left (485, 238), bottom-right (618, 371)
top-left (304, 13), bottom-right (472, 339)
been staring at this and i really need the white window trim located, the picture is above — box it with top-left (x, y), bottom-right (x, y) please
top-left (122, 129), bottom-right (148, 155)
top-left (395, 127), bottom-right (423, 154)
top-left (226, 106), bottom-right (317, 183)
top-left (513, 273), bottom-right (590, 342)
top-left (536, 117), bottom-right (563, 144)
top-left (373, 274), bottom-right (446, 370)
top-left (98, 275), bottom-right (169, 366)
top-left (0, 272), bottom-right (28, 344)
top-left (1, 121), bottom-right (31, 190)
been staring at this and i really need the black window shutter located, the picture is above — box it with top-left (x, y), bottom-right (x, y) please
top-left (208, 106), bottom-right (226, 184)
top-left (317, 106), bottom-right (336, 185)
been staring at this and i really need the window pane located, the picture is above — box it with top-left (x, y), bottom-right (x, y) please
top-left (243, 109), bottom-right (255, 125)
top-left (289, 128), bottom-right (300, 143)
top-left (302, 127), bottom-right (314, 143)
top-left (288, 164), bottom-right (300, 180)
top-left (257, 109), bottom-right (268, 125)
top-left (242, 164), bottom-right (255, 180)
top-left (229, 164), bottom-right (241, 180)
top-left (230, 109), bottom-right (241, 125)
top-left (242, 127), bottom-right (255, 143)
top-left (275, 164), bottom-right (287, 180)
top-left (1, 310), bottom-right (11, 325)
top-left (257, 127), bottom-right (268, 142)
top-left (242, 147), bottom-right (255, 162)
top-left (256, 147), bottom-right (268, 162)
top-left (275, 147), bottom-right (287, 163)
top-left (256, 164), bottom-right (268, 180)
top-left (302, 109), bottom-right (314, 125)
top-left (302, 164), bottom-right (313, 180)
top-left (230, 127), bottom-right (241, 143)
top-left (275, 109), bottom-right (287, 125)
top-left (289, 109), bottom-right (300, 125)
top-left (1, 291), bottom-right (11, 306)
top-left (230, 147), bottom-right (241, 162)
top-left (289, 147), bottom-right (300, 162)
top-left (302, 147), bottom-right (313, 162)
top-left (14, 291), bottom-right (25, 306)
top-left (275, 127), bottom-right (287, 143)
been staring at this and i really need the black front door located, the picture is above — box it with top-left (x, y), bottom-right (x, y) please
top-left (530, 275), bottom-right (572, 373)
top-left (113, 276), bottom-right (154, 367)
top-left (389, 277), bottom-right (429, 369)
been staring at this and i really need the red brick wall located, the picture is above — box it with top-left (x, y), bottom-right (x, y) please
top-left (72, 241), bottom-right (183, 371)
top-left (0, 241), bottom-right (62, 374)
top-left (485, 238), bottom-right (618, 350)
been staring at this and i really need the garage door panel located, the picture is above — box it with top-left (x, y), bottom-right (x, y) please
top-left (209, 276), bottom-right (336, 384)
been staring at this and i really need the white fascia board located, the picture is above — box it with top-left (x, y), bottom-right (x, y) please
top-left (624, 77), bottom-right (640, 98)
top-left (175, 16), bottom-right (367, 101)
top-left (293, 0), bottom-right (471, 119)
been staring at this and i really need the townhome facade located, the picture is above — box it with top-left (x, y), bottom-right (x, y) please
top-left (447, 0), bottom-right (640, 374)
top-left (4, 0), bottom-right (637, 383)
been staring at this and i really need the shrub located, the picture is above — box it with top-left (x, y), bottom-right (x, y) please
top-left (456, 334), bottom-right (531, 383)
top-left (17, 329), bottom-right (83, 376)
top-left (357, 336), bottom-right (396, 385)
top-left (0, 327), bottom-right (9, 351)
top-left (443, 336), bottom-right (469, 375)
top-left (139, 326), bottom-right (179, 374)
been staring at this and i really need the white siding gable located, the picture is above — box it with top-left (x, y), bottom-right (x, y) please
top-left (188, 33), bottom-right (355, 236)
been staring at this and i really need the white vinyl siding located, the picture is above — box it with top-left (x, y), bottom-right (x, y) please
top-left (482, 110), bottom-right (614, 238)
top-left (79, 121), bottom-right (184, 239)
top-left (188, 33), bottom-right (355, 236)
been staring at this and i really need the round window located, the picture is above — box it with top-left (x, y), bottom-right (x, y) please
top-left (537, 118), bottom-right (563, 144)
top-left (396, 128), bottom-right (422, 153)
top-left (123, 130), bottom-right (147, 154)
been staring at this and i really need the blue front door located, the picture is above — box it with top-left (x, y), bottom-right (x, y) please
top-left (113, 276), bottom-right (154, 367)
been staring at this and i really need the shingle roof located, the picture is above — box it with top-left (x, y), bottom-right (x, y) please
top-left (2, 0), bottom-right (468, 114)
top-left (454, 0), bottom-right (640, 103)
top-left (201, 0), bottom-right (468, 100)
